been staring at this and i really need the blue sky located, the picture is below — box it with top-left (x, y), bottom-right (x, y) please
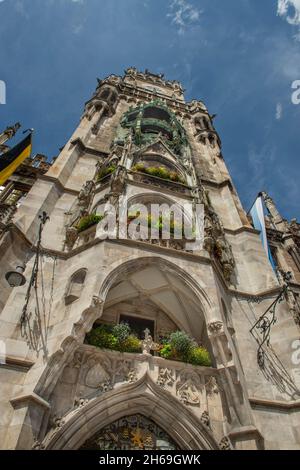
top-left (0, 0), bottom-right (299, 220)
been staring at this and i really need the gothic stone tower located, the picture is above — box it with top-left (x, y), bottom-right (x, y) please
top-left (0, 68), bottom-right (300, 450)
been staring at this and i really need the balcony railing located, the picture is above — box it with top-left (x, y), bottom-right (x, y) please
top-left (45, 344), bottom-right (221, 434)
top-left (130, 170), bottom-right (191, 195)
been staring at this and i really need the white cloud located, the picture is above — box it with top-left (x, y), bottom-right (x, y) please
top-left (168, 0), bottom-right (202, 35)
top-left (277, 0), bottom-right (300, 25)
top-left (276, 102), bottom-right (283, 120)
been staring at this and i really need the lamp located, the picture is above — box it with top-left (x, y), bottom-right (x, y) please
top-left (3, 211), bottom-right (50, 326)
top-left (5, 264), bottom-right (26, 287)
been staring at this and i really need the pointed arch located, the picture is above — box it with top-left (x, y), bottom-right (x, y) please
top-left (44, 374), bottom-right (219, 450)
top-left (99, 256), bottom-right (213, 321)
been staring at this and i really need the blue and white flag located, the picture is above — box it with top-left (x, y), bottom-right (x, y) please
top-left (250, 195), bottom-right (276, 272)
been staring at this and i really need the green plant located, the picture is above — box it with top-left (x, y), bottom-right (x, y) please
top-left (97, 164), bottom-right (117, 181)
top-left (86, 323), bottom-right (142, 354)
top-left (86, 324), bottom-right (118, 350)
top-left (157, 330), bottom-right (212, 367)
top-left (119, 335), bottom-right (142, 353)
top-left (188, 346), bottom-right (212, 367)
top-left (169, 331), bottom-right (194, 359)
top-left (112, 322), bottom-right (131, 343)
top-left (132, 163), bottom-right (145, 172)
top-left (132, 164), bottom-right (185, 184)
top-left (159, 343), bottom-right (172, 359)
top-left (76, 213), bottom-right (104, 232)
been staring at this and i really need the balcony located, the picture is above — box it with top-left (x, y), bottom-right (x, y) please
top-left (130, 169), bottom-right (191, 196)
top-left (47, 343), bottom-right (220, 428)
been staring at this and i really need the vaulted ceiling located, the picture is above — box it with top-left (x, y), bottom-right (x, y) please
top-left (104, 264), bottom-right (207, 343)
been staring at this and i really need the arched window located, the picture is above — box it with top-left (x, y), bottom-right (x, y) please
top-left (100, 87), bottom-right (112, 100)
top-left (65, 269), bottom-right (87, 305)
top-left (80, 414), bottom-right (179, 450)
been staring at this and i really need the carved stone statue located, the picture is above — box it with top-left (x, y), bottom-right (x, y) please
top-left (142, 328), bottom-right (154, 355)
top-left (214, 236), bottom-right (235, 281)
top-left (64, 180), bottom-right (95, 251)
top-left (290, 219), bottom-right (300, 237)
top-left (67, 180), bottom-right (95, 228)
top-left (0, 122), bottom-right (21, 146)
top-left (111, 166), bottom-right (127, 194)
top-left (201, 410), bottom-right (210, 427)
top-left (65, 226), bottom-right (79, 252)
top-left (201, 189), bottom-right (235, 281)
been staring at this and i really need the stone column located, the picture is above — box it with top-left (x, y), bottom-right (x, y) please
top-left (261, 191), bottom-right (285, 229)
top-left (208, 321), bottom-right (262, 449)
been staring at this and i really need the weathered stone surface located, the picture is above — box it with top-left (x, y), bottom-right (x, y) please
top-left (0, 68), bottom-right (299, 450)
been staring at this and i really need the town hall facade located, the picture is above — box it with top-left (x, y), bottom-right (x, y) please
top-left (0, 68), bottom-right (300, 450)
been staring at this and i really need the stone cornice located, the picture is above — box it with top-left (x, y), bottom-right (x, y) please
top-left (249, 397), bottom-right (300, 411)
top-left (201, 177), bottom-right (233, 190)
top-left (229, 286), bottom-right (283, 301)
top-left (37, 174), bottom-right (79, 196)
top-left (70, 137), bottom-right (109, 159)
top-left (224, 226), bottom-right (260, 236)
top-left (10, 392), bottom-right (50, 410)
top-left (7, 223), bottom-right (300, 299)
top-left (0, 355), bottom-right (34, 371)
top-left (118, 82), bottom-right (212, 120)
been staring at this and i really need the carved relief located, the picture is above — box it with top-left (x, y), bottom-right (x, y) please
top-left (74, 397), bottom-right (89, 409)
top-left (205, 376), bottom-right (219, 396)
top-left (157, 368), bottom-right (175, 388)
top-left (201, 410), bottom-right (210, 427)
top-left (32, 440), bottom-right (45, 450)
top-left (207, 321), bottom-right (223, 336)
top-left (127, 369), bottom-right (138, 384)
top-left (219, 436), bottom-right (231, 450)
top-left (51, 416), bottom-right (65, 431)
top-left (85, 362), bottom-right (110, 389)
top-left (176, 371), bottom-right (201, 406)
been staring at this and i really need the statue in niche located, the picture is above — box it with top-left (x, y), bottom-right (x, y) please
top-left (110, 166), bottom-right (127, 196)
top-left (200, 188), bottom-right (235, 281)
top-left (142, 328), bottom-right (154, 355)
top-left (66, 180), bottom-right (95, 227)
top-left (214, 236), bottom-right (235, 281)
top-left (64, 180), bottom-right (95, 250)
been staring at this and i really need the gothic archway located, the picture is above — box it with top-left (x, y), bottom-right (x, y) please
top-left (94, 255), bottom-right (214, 356)
top-left (31, 256), bottom-right (234, 450)
top-left (43, 374), bottom-right (220, 450)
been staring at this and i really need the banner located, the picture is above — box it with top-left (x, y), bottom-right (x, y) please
top-left (250, 195), bottom-right (276, 272)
